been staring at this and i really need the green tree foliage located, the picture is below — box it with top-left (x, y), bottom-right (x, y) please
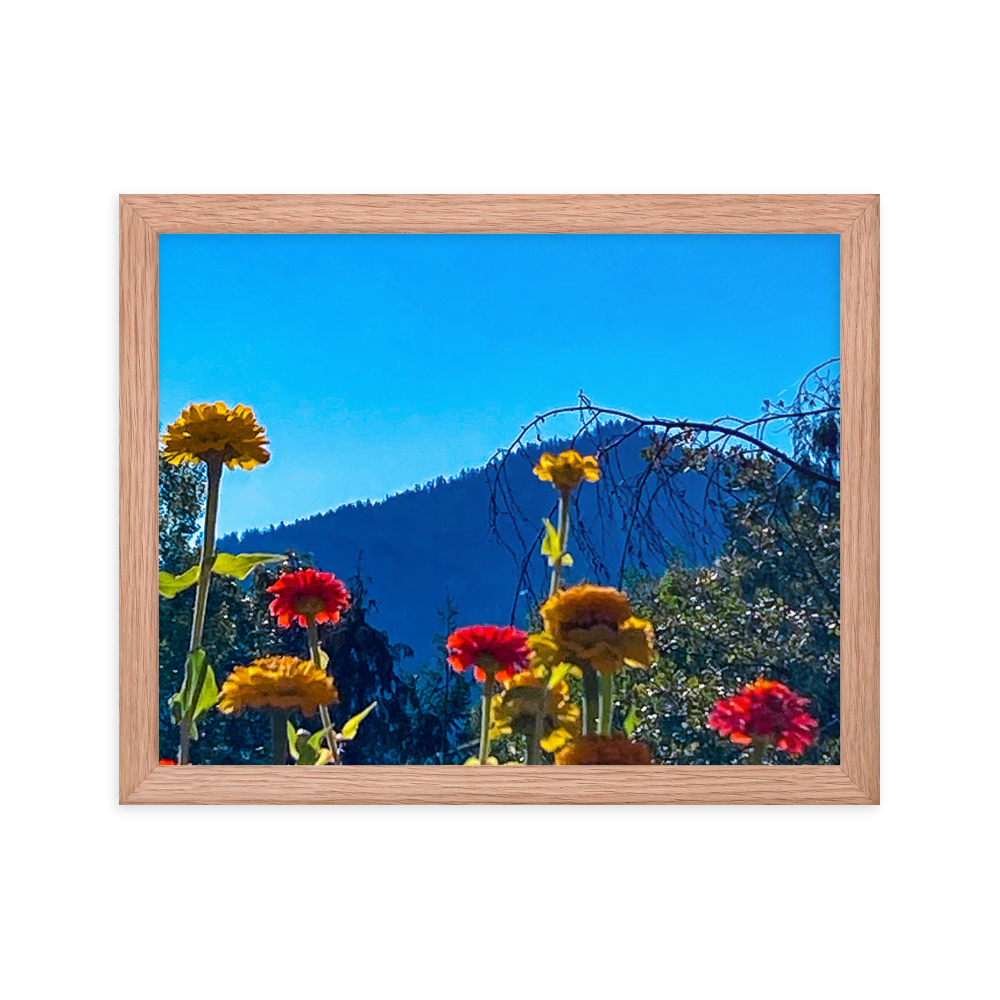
top-left (158, 457), bottom-right (204, 573)
top-left (394, 595), bottom-right (477, 764)
top-left (311, 566), bottom-right (415, 764)
top-left (621, 414), bottom-right (840, 764)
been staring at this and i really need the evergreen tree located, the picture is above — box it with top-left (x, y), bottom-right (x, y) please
top-left (396, 592), bottom-right (477, 764)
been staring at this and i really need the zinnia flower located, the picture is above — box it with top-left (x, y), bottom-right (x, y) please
top-left (530, 584), bottom-right (656, 674)
top-left (533, 449), bottom-right (601, 493)
top-left (267, 568), bottom-right (351, 628)
top-left (447, 625), bottom-right (530, 683)
top-left (159, 759), bottom-right (177, 765)
top-left (217, 656), bottom-right (338, 716)
top-left (707, 678), bottom-right (819, 755)
top-left (161, 402), bottom-right (270, 469)
top-left (554, 734), bottom-right (653, 765)
top-left (490, 667), bottom-right (581, 751)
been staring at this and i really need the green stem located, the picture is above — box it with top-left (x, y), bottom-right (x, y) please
top-left (527, 711), bottom-right (542, 765)
top-left (598, 671), bottom-right (614, 736)
top-left (749, 740), bottom-right (767, 765)
top-left (479, 673), bottom-right (496, 765)
top-left (189, 458), bottom-right (222, 651)
top-left (549, 489), bottom-right (572, 597)
top-left (178, 457), bottom-right (223, 764)
top-left (270, 710), bottom-right (290, 765)
top-left (307, 616), bottom-right (340, 763)
top-left (581, 663), bottom-right (598, 736)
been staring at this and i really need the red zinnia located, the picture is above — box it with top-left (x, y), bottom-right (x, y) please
top-left (267, 568), bottom-right (351, 628)
top-left (447, 625), bottom-right (530, 683)
top-left (159, 758), bottom-right (177, 765)
top-left (707, 678), bottom-right (819, 755)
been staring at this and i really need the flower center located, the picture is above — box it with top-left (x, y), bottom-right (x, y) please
top-left (293, 595), bottom-right (328, 616)
top-left (476, 652), bottom-right (501, 674)
top-left (565, 610), bottom-right (620, 632)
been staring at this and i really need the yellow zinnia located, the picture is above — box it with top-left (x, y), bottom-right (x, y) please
top-left (533, 450), bottom-right (600, 493)
top-left (490, 667), bottom-right (581, 752)
top-left (217, 656), bottom-right (337, 716)
top-left (161, 402), bottom-right (270, 470)
top-left (530, 584), bottom-right (656, 674)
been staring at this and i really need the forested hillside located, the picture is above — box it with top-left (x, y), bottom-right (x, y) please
top-left (217, 422), bottom-right (720, 665)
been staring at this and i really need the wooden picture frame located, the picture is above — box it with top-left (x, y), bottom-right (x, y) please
top-left (120, 194), bottom-right (878, 804)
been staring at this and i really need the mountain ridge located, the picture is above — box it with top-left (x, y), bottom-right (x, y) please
top-left (217, 422), bottom-right (720, 665)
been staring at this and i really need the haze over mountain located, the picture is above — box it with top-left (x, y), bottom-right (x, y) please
top-left (217, 423), bottom-right (721, 666)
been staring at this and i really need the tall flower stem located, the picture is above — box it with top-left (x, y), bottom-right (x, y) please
top-left (270, 709), bottom-right (290, 765)
top-left (598, 671), bottom-right (614, 736)
top-left (479, 674), bottom-right (496, 765)
top-left (549, 489), bottom-right (572, 597)
top-left (178, 456), bottom-right (223, 764)
top-left (306, 616), bottom-right (340, 764)
top-left (581, 663), bottom-right (598, 736)
top-left (527, 711), bottom-right (543, 765)
top-left (750, 740), bottom-right (767, 765)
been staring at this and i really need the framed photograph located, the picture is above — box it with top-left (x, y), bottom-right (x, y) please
top-left (118, 194), bottom-right (880, 805)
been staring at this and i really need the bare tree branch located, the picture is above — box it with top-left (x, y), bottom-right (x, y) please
top-left (486, 362), bottom-right (841, 622)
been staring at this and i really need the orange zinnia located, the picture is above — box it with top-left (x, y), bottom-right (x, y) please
top-left (447, 625), bottom-right (530, 683)
top-left (267, 568), bottom-right (351, 628)
top-left (161, 401), bottom-right (270, 469)
top-left (533, 449), bottom-right (600, 493)
top-left (554, 734), bottom-right (653, 765)
top-left (530, 584), bottom-right (656, 674)
top-left (217, 656), bottom-right (338, 716)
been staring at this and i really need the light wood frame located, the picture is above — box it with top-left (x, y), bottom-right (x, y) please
top-left (120, 194), bottom-right (879, 804)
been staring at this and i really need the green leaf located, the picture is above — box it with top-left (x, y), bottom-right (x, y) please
top-left (159, 565), bottom-right (200, 598)
top-left (212, 552), bottom-right (285, 580)
top-left (167, 693), bottom-right (184, 725)
top-left (548, 663), bottom-right (571, 688)
top-left (288, 724), bottom-right (334, 764)
top-left (307, 725), bottom-right (334, 751)
top-left (340, 701), bottom-right (377, 740)
top-left (540, 519), bottom-right (560, 565)
top-left (193, 660), bottom-right (219, 719)
top-left (623, 705), bottom-right (640, 738)
top-left (540, 519), bottom-right (573, 567)
top-left (182, 647), bottom-right (205, 694)
top-left (170, 648), bottom-right (219, 740)
top-left (171, 649), bottom-right (201, 720)
top-left (287, 720), bottom-right (302, 761)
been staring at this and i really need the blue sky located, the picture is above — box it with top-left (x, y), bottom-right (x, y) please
top-left (160, 233), bottom-right (840, 536)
